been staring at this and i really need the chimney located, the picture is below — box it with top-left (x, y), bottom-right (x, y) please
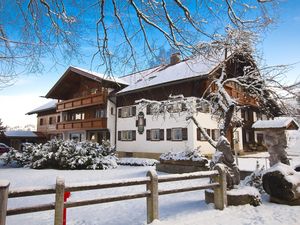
top-left (170, 53), bottom-right (181, 65)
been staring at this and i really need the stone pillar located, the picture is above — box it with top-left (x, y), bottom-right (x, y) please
top-left (264, 129), bottom-right (289, 167)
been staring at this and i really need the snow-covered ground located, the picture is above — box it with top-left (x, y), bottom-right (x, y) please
top-left (1, 154), bottom-right (300, 225)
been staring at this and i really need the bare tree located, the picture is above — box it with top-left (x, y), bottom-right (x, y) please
top-left (0, 119), bottom-right (7, 134)
top-left (136, 28), bottom-right (292, 188)
top-left (1, 0), bottom-right (277, 88)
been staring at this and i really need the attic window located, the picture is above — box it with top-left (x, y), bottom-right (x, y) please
top-left (148, 76), bottom-right (156, 80)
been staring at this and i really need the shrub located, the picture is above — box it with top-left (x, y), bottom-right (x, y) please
top-left (2, 139), bottom-right (118, 170)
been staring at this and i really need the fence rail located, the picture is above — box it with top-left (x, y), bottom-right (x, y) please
top-left (0, 164), bottom-right (227, 225)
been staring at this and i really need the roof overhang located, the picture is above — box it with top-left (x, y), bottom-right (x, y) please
top-left (45, 66), bottom-right (128, 100)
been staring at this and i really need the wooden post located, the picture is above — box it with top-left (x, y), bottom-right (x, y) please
top-left (213, 164), bottom-right (227, 210)
top-left (146, 170), bottom-right (158, 224)
top-left (0, 180), bottom-right (9, 225)
top-left (54, 177), bottom-right (65, 225)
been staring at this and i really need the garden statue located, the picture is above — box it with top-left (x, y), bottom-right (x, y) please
top-left (210, 136), bottom-right (240, 189)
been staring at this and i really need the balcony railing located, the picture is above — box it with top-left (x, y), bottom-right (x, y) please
top-left (57, 92), bottom-right (107, 112)
top-left (56, 118), bottom-right (107, 131)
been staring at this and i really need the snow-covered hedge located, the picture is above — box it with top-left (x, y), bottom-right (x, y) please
top-left (117, 157), bottom-right (158, 166)
top-left (2, 140), bottom-right (118, 170)
top-left (160, 150), bottom-right (208, 164)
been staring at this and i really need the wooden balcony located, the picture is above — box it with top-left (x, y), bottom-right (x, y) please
top-left (56, 118), bottom-right (107, 131)
top-left (229, 89), bottom-right (257, 107)
top-left (57, 92), bottom-right (107, 112)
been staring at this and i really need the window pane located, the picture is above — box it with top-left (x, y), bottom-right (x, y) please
top-left (151, 129), bottom-right (160, 140)
top-left (172, 128), bottom-right (182, 140)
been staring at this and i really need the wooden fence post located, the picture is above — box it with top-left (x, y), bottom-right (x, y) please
top-left (0, 180), bottom-right (9, 225)
top-left (213, 164), bottom-right (227, 210)
top-left (146, 170), bottom-right (158, 224)
top-left (54, 177), bottom-right (65, 225)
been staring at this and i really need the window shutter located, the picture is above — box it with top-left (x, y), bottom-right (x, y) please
top-left (131, 106), bottom-right (136, 116)
top-left (212, 129), bottom-right (215, 141)
top-left (144, 118), bottom-right (146, 126)
top-left (207, 129), bottom-right (211, 137)
top-left (132, 130), bottom-right (136, 141)
top-left (118, 131), bottom-right (121, 141)
top-left (182, 102), bottom-right (187, 111)
top-left (146, 130), bottom-right (151, 141)
top-left (160, 129), bottom-right (164, 140)
top-left (146, 105), bottom-right (151, 115)
top-left (167, 129), bottom-right (171, 140)
top-left (197, 128), bottom-right (200, 141)
top-left (182, 128), bottom-right (188, 140)
top-left (118, 108), bottom-right (122, 118)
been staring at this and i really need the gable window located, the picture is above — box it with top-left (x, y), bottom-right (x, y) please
top-left (146, 129), bottom-right (164, 141)
top-left (118, 106), bottom-right (136, 118)
top-left (167, 128), bottom-right (188, 141)
top-left (118, 130), bottom-right (136, 141)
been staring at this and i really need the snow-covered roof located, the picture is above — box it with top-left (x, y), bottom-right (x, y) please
top-left (71, 66), bottom-right (128, 85)
top-left (26, 100), bottom-right (57, 115)
top-left (118, 54), bottom-right (224, 94)
top-left (4, 131), bottom-right (38, 138)
top-left (252, 117), bottom-right (299, 130)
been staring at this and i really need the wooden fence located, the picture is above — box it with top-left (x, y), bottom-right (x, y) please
top-left (0, 164), bottom-right (227, 225)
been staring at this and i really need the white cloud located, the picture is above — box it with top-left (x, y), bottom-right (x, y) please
top-left (0, 95), bottom-right (50, 128)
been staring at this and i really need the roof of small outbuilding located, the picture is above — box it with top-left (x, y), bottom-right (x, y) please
top-left (26, 100), bottom-right (57, 115)
top-left (252, 117), bottom-right (299, 130)
top-left (4, 131), bottom-right (39, 138)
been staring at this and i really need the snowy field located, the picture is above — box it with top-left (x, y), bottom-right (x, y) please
top-left (1, 154), bottom-right (300, 225)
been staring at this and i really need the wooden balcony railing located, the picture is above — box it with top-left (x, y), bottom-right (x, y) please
top-left (229, 89), bottom-right (257, 106)
top-left (56, 118), bottom-right (107, 131)
top-left (57, 92), bottom-right (107, 112)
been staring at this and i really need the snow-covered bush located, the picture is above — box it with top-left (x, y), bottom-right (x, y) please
top-left (117, 157), bottom-right (158, 166)
top-left (241, 162), bottom-right (265, 194)
top-left (3, 139), bottom-right (118, 170)
top-left (160, 149), bottom-right (208, 166)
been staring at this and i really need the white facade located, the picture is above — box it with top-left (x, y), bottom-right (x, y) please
top-left (116, 99), bottom-right (244, 156)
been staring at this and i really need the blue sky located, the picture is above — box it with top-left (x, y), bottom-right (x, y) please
top-left (0, 0), bottom-right (300, 128)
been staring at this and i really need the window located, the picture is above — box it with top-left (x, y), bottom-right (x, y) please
top-left (196, 101), bottom-right (210, 113)
top-left (118, 130), bottom-right (136, 141)
top-left (172, 128), bottom-right (182, 140)
top-left (111, 107), bottom-right (114, 115)
top-left (167, 128), bottom-right (188, 141)
top-left (197, 128), bottom-right (220, 141)
top-left (75, 113), bottom-right (84, 120)
top-left (151, 129), bottom-right (160, 140)
top-left (57, 116), bottom-right (61, 123)
top-left (146, 129), bottom-right (164, 141)
top-left (211, 129), bottom-right (220, 141)
top-left (49, 117), bottom-right (53, 125)
top-left (96, 109), bottom-right (106, 118)
top-left (39, 118), bottom-right (44, 126)
top-left (70, 133), bottom-right (82, 142)
top-left (118, 106), bottom-right (136, 118)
